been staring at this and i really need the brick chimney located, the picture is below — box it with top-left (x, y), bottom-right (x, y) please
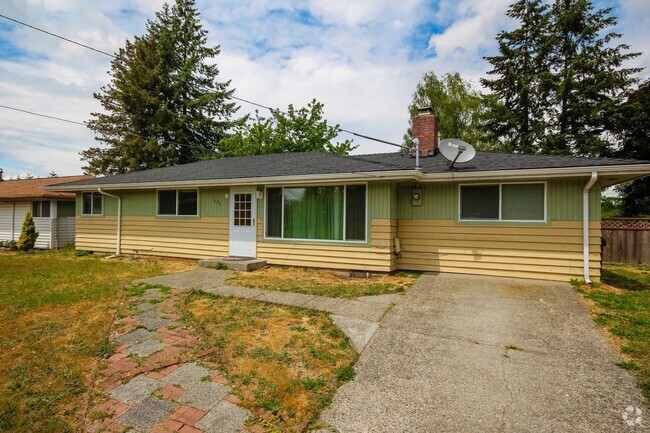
top-left (412, 107), bottom-right (438, 156)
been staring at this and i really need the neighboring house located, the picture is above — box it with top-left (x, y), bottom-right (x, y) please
top-left (46, 112), bottom-right (650, 282)
top-left (0, 174), bottom-right (92, 249)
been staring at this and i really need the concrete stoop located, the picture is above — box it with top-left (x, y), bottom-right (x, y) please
top-left (197, 257), bottom-right (266, 272)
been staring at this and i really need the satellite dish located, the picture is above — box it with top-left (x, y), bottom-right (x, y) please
top-left (438, 138), bottom-right (476, 169)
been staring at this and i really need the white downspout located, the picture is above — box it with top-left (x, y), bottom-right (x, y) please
top-left (98, 188), bottom-right (121, 256)
top-left (583, 172), bottom-right (598, 284)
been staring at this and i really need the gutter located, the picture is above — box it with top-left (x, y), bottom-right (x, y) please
top-left (583, 172), bottom-right (598, 284)
top-left (97, 188), bottom-right (121, 256)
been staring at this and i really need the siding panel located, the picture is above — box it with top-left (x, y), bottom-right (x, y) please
top-left (397, 219), bottom-right (601, 281)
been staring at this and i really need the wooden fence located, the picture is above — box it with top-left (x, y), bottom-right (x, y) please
top-left (601, 218), bottom-right (650, 266)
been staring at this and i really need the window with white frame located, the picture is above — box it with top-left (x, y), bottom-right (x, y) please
top-left (265, 185), bottom-right (367, 241)
top-left (32, 200), bottom-right (50, 218)
top-left (157, 189), bottom-right (198, 216)
top-left (82, 192), bottom-right (103, 215)
top-left (459, 183), bottom-right (545, 221)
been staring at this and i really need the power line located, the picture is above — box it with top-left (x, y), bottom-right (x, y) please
top-left (0, 13), bottom-right (404, 148)
top-left (0, 104), bottom-right (211, 151)
top-left (0, 104), bottom-right (86, 125)
top-left (0, 14), bottom-right (119, 59)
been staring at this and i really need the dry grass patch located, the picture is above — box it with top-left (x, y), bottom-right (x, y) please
top-left (186, 293), bottom-right (357, 431)
top-left (0, 249), bottom-right (194, 433)
top-left (227, 266), bottom-right (418, 298)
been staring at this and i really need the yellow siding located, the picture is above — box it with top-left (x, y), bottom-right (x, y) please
top-left (397, 219), bottom-right (601, 282)
top-left (76, 216), bottom-right (229, 259)
top-left (256, 218), bottom-right (397, 272)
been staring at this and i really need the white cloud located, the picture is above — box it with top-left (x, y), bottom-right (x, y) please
top-left (0, 0), bottom-right (647, 178)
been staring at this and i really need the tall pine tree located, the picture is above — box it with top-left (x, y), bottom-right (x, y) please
top-left (82, 0), bottom-right (237, 175)
top-left (482, 0), bottom-right (552, 154)
top-left (546, 0), bottom-right (641, 156)
top-left (483, 0), bottom-right (641, 156)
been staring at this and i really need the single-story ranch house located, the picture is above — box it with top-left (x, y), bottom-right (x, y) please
top-left (0, 174), bottom-right (91, 249)
top-left (47, 112), bottom-right (650, 282)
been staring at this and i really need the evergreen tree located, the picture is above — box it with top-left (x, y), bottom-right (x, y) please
top-left (408, 72), bottom-right (499, 150)
top-left (17, 212), bottom-right (38, 252)
top-left (613, 79), bottom-right (650, 216)
top-left (483, 0), bottom-right (641, 156)
top-left (219, 100), bottom-right (356, 156)
top-left (82, 0), bottom-right (237, 175)
top-left (482, 0), bottom-right (552, 153)
top-left (547, 0), bottom-right (641, 156)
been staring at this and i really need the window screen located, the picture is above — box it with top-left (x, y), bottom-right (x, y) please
top-left (345, 185), bottom-right (366, 241)
top-left (178, 190), bottom-right (198, 215)
top-left (92, 194), bottom-right (102, 215)
top-left (460, 185), bottom-right (499, 219)
top-left (158, 190), bottom-right (177, 215)
top-left (82, 192), bottom-right (92, 215)
top-left (502, 184), bottom-right (544, 220)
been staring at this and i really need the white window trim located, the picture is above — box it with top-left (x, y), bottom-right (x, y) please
top-left (458, 181), bottom-right (547, 223)
top-left (156, 188), bottom-right (200, 217)
top-left (263, 183), bottom-right (368, 243)
top-left (81, 192), bottom-right (104, 216)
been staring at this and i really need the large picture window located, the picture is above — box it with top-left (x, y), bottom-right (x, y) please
top-left (82, 192), bottom-right (102, 215)
top-left (265, 185), bottom-right (367, 242)
top-left (158, 189), bottom-right (198, 216)
top-left (460, 183), bottom-right (545, 221)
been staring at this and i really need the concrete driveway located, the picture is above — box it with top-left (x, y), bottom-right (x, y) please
top-left (320, 274), bottom-right (648, 433)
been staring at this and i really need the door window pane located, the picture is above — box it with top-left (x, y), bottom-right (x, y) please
top-left (502, 184), bottom-right (544, 220)
top-left (158, 190), bottom-right (177, 215)
top-left (460, 185), bottom-right (499, 219)
top-left (345, 185), bottom-right (366, 241)
top-left (178, 190), bottom-right (198, 215)
top-left (266, 188), bottom-right (282, 237)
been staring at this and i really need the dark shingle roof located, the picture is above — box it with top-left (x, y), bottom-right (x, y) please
top-left (56, 150), bottom-right (649, 188)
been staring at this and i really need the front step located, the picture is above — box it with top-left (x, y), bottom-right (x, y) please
top-left (197, 257), bottom-right (267, 272)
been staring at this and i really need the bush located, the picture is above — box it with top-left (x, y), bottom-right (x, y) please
top-left (17, 212), bottom-right (39, 251)
top-left (0, 240), bottom-right (17, 250)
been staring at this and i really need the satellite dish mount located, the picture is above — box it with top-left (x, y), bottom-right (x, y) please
top-left (438, 138), bottom-right (476, 170)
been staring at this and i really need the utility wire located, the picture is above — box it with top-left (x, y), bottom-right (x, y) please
top-left (0, 13), bottom-right (404, 148)
top-left (0, 104), bottom-right (86, 125)
top-left (0, 14), bottom-right (119, 59)
top-left (0, 104), bottom-right (211, 151)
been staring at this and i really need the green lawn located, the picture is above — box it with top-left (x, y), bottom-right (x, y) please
top-left (0, 249), bottom-right (191, 433)
top-left (575, 264), bottom-right (650, 402)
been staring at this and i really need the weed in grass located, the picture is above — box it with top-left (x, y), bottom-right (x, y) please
top-left (201, 375), bottom-right (212, 382)
top-left (213, 262), bottom-right (229, 270)
top-left (276, 351), bottom-right (293, 364)
top-left (334, 365), bottom-right (355, 381)
top-left (617, 361), bottom-right (640, 371)
top-left (74, 250), bottom-right (90, 257)
top-left (96, 341), bottom-right (116, 358)
top-left (290, 325), bottom-right (306, 332)
top-left (302, 378), bottom-right (325, 390)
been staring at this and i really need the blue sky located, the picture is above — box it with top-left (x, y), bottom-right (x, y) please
top-left (0, 0), bottom-right (648, 178)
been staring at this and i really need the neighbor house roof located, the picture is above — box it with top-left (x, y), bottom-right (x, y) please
top-left (45, 151), bottom-right (650, 190)
top-left (0, 175), bottom-right (93, 200)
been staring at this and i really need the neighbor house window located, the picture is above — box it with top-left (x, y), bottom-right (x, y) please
top-left (32, 200), bottom-right (50, 218)
top-left (460, 183), bottom-right (545, 221)
top-left (157, 189), bottom-right (198, 216)
top-left (82, 192), bottom-right (103, 215)
top-left (265, 185), bottom-right (366, 241)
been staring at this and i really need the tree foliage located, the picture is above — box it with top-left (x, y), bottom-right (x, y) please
top-left (407, 72), bottom-right (499, 150)
top-left (17, 212), bottom-right (38, 252)
top-left (82, 0), bottom-right (237, 175)
top-left (219, 100), bottom-right (356, 156)
top-left (612, 79), bottom-right (650, 216)
top-left (482, 0), bottom-right (641, 156)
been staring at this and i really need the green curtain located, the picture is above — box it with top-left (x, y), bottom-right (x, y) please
top-left (284, 186), bottom-right (344, 240)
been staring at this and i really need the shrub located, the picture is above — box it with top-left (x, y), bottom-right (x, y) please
top-left (0, 240), bottom-right (18, 250)
top-left (17, 212), bottom-right (39, 251)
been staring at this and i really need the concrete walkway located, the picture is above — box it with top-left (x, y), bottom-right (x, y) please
top-left (319, 273), bottom-right (648, 433)
top-left (139, 268), bottom-right (403, 352)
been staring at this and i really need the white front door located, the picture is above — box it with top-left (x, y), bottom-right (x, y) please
top-left (229, 187), bottom-right (257, 258)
